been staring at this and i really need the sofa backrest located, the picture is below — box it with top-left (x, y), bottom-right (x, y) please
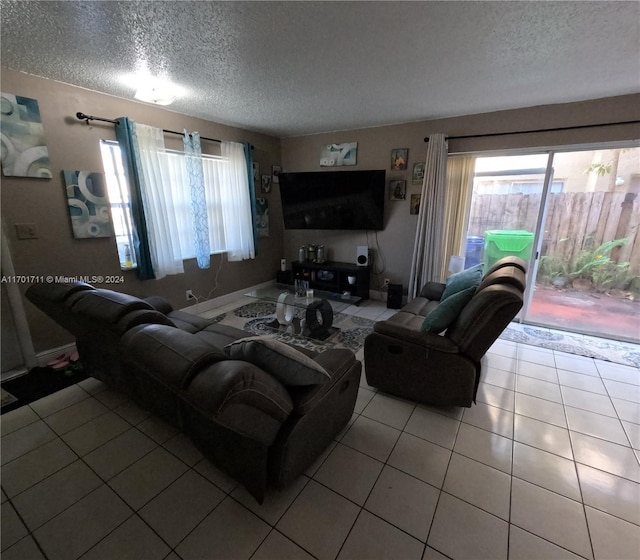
top-left (27, 283), bottom-right (175, 338)
top-left (25, 282), bottom-right (95, 334)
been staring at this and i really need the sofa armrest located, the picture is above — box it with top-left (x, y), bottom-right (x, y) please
top-left (143, 295), bottom-right (174, 315)
top-left (286, 348), bottom-right (360, 415)
top-left (373, 313), bottom-right (459, 353)
top-left (121, 324), bottom-right (294, 445)
top-left (419, 282), bottom-right (446, 301)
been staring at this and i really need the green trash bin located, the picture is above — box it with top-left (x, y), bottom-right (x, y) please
top-left (483, 230), bottom-right (534, 270)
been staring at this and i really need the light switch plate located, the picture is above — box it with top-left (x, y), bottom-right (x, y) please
top-left (15, 223), bottom-right (38, 239)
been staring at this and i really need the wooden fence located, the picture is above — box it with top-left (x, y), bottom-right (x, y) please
top-left (467, 192), bottom-right (640, 272)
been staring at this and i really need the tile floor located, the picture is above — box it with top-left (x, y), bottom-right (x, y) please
top-left (1, 299), bottom-right (639, 560)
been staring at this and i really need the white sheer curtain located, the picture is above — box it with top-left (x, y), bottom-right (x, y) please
top-left (135, 124), bottom-right (185, 279)
top-left (408, 133), bottom-right (448, 298)
top-left (220, 141), bottom-right (255, 261)
top-left (126, 127), bottom-right (255, 277)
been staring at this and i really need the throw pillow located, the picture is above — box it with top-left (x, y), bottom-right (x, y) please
top-left (421, 286), bottom-right (477, 333)
top-left (224, 336), bottom-right (330, 386)
top-left (440, 263), bottom-right (483, 301)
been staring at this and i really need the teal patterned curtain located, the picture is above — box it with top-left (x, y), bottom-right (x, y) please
top-left (114, 117), bottom-right (155, 279)
top-left (183, 131), bottom-right (210, 269)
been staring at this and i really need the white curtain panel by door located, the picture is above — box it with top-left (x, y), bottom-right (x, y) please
top-left (408, 133), bottom-right (448, 298)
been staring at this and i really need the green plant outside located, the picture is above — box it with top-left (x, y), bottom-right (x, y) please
top-left (538, 237), bottom-right (638, 294)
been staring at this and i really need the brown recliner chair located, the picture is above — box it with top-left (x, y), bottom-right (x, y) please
top-left (364, 257), bottom-right (526, 407)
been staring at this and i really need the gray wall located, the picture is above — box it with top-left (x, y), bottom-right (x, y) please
top-left (280, 94), bottom-right (640, 290)
top-left (1, 68), bottom-right (283, 352)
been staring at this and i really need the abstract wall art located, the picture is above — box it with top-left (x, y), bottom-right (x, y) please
top-left (320, 142), bottom-right (357, 166)
top-left (0, 93), bottom-right (52, 178)
top-left (63, 170), bottom-right (113, 238)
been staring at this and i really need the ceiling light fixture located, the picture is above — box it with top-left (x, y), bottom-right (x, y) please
top-left (121, 72), bottom-right (182, 106)
top-left (134, 78), bottom-right (180, 106)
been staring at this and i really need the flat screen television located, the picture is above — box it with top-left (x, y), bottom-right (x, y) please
top-left (278, 169), bottom-right (385, 230)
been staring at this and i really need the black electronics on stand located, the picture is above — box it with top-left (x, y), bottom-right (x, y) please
top-left (276, 270), bottom-right (293, 285)
top-left (387, 283), bottom-right (403, 309)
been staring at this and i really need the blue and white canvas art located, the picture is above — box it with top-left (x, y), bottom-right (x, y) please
top-left (0, 93), bottom-right (52, 178)
top-left (63, 170), bottom-right (113, 238)
top-left (320, 142), bottom-right (357, 166)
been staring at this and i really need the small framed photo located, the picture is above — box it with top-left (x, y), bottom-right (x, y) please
top-left (389, 180), bottom-right (406, 200)
top-left (261, 174), bottom-right (272, 193)
top-left (410, 194), bottom-right (421, 215)
top-left (391, 148), bottom-right (408, 170)
top-left (412, 162), bottom-right (425, 185)
top-left (271, 165), bottom-right (281, 184)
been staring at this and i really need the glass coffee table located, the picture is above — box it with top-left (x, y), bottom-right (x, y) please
top-left (244, 283), bottom-right (362, 341)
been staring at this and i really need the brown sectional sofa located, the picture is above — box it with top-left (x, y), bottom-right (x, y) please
top-left (364, 257), bottom-right (526, 407)
top-left (26, 282), bottom-right (361, 502)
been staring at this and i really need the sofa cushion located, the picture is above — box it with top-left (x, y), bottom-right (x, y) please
top-left (402, 297), bottom-right (440, 318)
top-left (441, 263), bottom-right (483, 301)
top-left (421, 286), bottom-right (477, 333)
top-left (225, 336), bottom-right (330, 386)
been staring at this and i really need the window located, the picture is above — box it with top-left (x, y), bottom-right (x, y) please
top-left (100, 139), bottom-right (253, 275)
top-left (474, 177), bottom-right (564, 195)
top-left (100, 140), bottom-right (137, 269)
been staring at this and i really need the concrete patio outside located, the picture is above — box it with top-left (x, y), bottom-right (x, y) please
top-left (526, 285), bottom-right (640, 343)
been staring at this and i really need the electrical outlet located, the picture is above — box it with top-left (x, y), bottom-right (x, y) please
top-left (186, 289), bottom-right (195, 301)
top-left (383, 278), bottom-right (390, 287)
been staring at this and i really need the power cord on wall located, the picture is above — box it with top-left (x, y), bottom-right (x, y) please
top-left (187, 253), bottom-right (225, 308)
top-left (367, 230), bottom-right (390, 291)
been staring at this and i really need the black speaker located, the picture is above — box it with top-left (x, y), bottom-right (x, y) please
top-left (356, 245), bottom-right (369, 266)
top-left (276, 270), bottom-right (293, 285)
top-left (387, 283), bottom-right (403, 309)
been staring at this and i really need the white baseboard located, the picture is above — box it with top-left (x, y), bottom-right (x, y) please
top-left (1, 342), bottom-right (78, 382)
top-left (180, 279), bottom-right (276, 314)
top-left (369, 289), bottom-right (388, 302)
top-left (37, 343), bottom-right (77, 368)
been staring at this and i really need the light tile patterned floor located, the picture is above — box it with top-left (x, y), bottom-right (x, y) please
top-left (1, 299), bottom-right (639, 560)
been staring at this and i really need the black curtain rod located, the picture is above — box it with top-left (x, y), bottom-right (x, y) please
top-left (424, 120), bottom-right (640, 142)
top-left (76, 112), bottom-right (223, 144)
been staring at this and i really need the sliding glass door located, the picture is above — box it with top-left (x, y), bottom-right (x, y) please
top-left (464, 145), bottom-right (640, 343)
top-left (465, 154), bottom-right (549, 319)
top-left (527, 147), bottom-right (640, 342)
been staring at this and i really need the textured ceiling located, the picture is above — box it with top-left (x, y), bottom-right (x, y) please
top-left (1, 1), bottom-right (639, 137)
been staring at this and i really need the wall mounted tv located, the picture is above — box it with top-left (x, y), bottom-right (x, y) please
top-left (278, 169), bottom-right (385, 230)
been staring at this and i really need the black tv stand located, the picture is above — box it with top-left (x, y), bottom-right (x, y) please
top-left (291, 260), bottom-right (369, 301)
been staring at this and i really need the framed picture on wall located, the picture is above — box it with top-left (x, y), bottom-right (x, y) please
top-left (261, 174), bottom-right (272, 193)
top-left (410, 193), bottom-right (421, 215)
top-left (412, 162), bottom-right (425, 185)
top-left (389, 180), bottom-right (406, 200)
top-left (320, 142), bottom-right (358, 166)
top-left (271, 165), bottom-right (281, 183)
top-left (391, 148), bottom-right (408, 170)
